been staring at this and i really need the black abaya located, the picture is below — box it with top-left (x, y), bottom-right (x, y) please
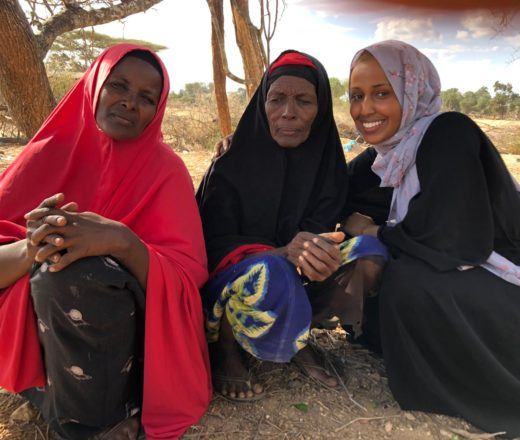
top-left (375, 112), bottom-right (520, 437)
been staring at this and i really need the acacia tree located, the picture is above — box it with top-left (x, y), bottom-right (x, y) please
top-left (207, 0), bottom-right (284, 136)
top-left (0, 0), bottom-right (162, 138)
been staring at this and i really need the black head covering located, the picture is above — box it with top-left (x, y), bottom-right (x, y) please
top-left (197, 50), bottom-right (348, 271)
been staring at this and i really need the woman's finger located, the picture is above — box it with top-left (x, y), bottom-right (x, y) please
top-left (43, 215), bottom-right (67, 227)
top-left (35, 243), bottom-right (65, 263)
top-left (320, 231), bottom-right (345, 243)
top-left (24, 207), bottom-right (52, 221)
top-left (307, 237), bottom-right (341, 262)
top-left (25, 207), bottom-right (67, 221)
top-left (42, 234), bottom-right (65, 247)
top-left (61, 202), bottom-right (79, 212)
top-left (38, 193), bottom-right (64, 208)
top-left (26, 219), bottom-right (43, 231)
top-left (48, 248), bottom-right (80, 272)
top-left (301, 249), bottom-right (337, 278)
top-left (30, 223), bottom-right (59, 246)
top-left (302, 240), bottom-right (339, 269)
top-left (298, 255), bottom-right (321, 281)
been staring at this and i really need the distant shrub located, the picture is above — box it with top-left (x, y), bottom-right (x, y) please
top-left (48, 71), bottom-right (82, 101)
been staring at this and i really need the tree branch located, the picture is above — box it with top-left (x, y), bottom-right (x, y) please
top-left (34, 0), bottom-right (162, 58)
top-left (206, 0), bottom-right (245, 84)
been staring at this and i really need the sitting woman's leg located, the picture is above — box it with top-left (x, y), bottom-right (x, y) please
top-left (24, 256), bottom-right (145, 440)
top-left (204, 254), bottom-right (312, 399)
top-left (307, 235), bottom-right (387, 336)
top-left (379, 254), bottom-right (520, 437)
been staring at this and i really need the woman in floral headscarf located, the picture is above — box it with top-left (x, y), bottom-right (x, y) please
top-left (344, 40), bottom-right (520, 437)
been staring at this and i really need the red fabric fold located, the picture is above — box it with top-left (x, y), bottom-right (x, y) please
top-left (0, 44), bottom-right (211, 439)
top-left (212, 244), bottom-right (275, 276)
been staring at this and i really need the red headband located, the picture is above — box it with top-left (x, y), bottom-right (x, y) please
top-left (268, 52), bottom-right (317, 75)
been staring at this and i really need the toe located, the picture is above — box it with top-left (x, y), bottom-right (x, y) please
top-left (252, 383), bottom-right (263, 394)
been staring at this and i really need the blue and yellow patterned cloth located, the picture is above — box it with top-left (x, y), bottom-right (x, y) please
top-left (202, 235), bottom-right (387, 363)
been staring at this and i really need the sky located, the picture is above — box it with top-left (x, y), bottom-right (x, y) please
top-left (95, 0), bottom-right (520, 94)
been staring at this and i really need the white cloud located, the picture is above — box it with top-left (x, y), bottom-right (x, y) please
top-left (374, 18), bottom-right (441, 43)
top-left (456, 30), bottom-right (469, 40)
top-left (505, 34), bottom-right (520, 47)
top-left (270, 6), bottom-right (365, 80)
top-left (461, 11), bottom-right (496, 39)
top-left (433, 57), bottom-right (520, 92)
top-left (421, 45), bottom-right (466, 62)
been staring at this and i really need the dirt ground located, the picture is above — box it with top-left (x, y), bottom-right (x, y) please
top-left (1, 119), bottom-right (519, 440)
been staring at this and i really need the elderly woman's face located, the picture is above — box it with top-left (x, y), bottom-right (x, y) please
top-left (95, 56), bottom-right (162, 141)
top-left (265, 75), bottom-right (318, 148)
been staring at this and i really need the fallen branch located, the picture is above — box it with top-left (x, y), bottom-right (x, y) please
top-left (335, 414), bottom-right (401, 433)
top-left (446, 427), bottom-right (507, 439)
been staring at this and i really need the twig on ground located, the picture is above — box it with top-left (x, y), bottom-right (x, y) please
top-left (183, 430), bottom-right (253, 438)
top-left (34, 424), bottom-right (46, 440)
top-left (446, 427), bottom-right (507, 439)
top-left (263, 416), bottom-right (283, 432)
top-left (326, 358), bottom-right (367, 413)
top-left (334, 414), bottom-right (401, 433)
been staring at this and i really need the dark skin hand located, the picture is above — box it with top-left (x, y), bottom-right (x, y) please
top-left (24, 193), bottom-right (149, 290)
top-left (0, 194), bottom-right (77, 289)
top-left (285, 231), bottom-right (345, 282)
top-left (343, 212), bottom-right (379, 237)
top-left (212, 132), bottom-right (233, 160)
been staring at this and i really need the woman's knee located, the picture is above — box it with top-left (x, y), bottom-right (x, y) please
top-left (30, 256), bottom-right (138, 326)
top-left (379, 257), bottom-right (431, 315)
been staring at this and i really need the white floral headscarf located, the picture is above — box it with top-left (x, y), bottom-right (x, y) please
top-left (350, 39), bottom-right (442, 223)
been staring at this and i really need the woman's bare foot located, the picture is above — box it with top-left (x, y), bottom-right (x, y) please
top-left (211, 315), bottom-right (264, 400)
top-left (293, 345), bottom-right (338, 388)
top-left (98, 415), bottom-right (140, 440)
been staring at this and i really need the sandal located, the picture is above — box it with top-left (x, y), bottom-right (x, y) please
top-left (213, 372), bottom-right (265, 402)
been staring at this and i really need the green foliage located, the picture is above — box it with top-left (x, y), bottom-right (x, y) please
top-left (329, 77), bottom-right (348, 100)
top-left (441, 83), bottom-right (519, 118)
top-left (460, 91), bottom-right (477, 114)
top-left (292, 402), bottom-right (309, 413)
top-left (45, 29), bottom-right (166, 73)
top-left (175, 82), bottom-right (214, 103)
top-left (48, 71), bottom-right (81, 102)
top-left (441, 88), bottom-right (462, 112)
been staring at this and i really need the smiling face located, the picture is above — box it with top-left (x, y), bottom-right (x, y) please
top-left (349, 54), bottom-right (402, 145)
top-left (95, 55), bottom-right (163, 141)
top-left (265, 75), bottom-right (318, 148)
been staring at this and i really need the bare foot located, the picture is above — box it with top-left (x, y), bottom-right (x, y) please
top-left (211, 315), bottom-right (264, 400)
top-left (293, 345), bottom-right (338, 388)
top-left (98, 416), bottom-right (139, 440)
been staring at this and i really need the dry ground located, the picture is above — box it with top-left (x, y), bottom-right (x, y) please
top-left (1, 118), bottom-right (519, 440)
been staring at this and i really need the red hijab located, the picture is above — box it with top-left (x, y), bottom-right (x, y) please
top-left (0, 44), bottom-right (211, 439)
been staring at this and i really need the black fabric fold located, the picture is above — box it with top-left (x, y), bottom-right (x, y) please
top-left (378, 112), bottom-right (520, 270)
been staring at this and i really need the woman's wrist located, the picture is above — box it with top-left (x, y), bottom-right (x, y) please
top-left (111, 222), bottom-right (138, 261)
top-left (361, 225), bottom-right (380, 237)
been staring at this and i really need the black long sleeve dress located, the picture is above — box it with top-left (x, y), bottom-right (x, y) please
top-left (367, 112), bottom-right (520, 437)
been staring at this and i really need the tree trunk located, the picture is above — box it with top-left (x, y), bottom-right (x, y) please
top-left (230, 0), bottom-right (266, 98)
top-left (208, 0), bottom-right (232, 136)
top-left (0, 0), bottom-right (55, 138)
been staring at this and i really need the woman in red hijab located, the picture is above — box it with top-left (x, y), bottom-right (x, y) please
top-left (0, 44), bottom-right (211, 439)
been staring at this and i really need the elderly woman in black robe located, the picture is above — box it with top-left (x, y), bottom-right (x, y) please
top-left (197, 50), bottom-right (388, 401)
